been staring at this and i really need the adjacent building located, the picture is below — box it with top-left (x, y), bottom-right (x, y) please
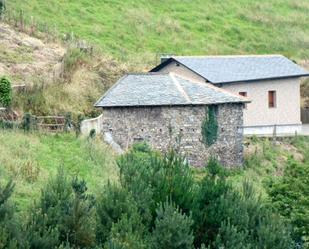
top-left (151, 55), bottom-right (309, 135)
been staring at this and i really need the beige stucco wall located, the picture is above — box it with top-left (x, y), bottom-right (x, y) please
top-left (159, 61), bottom-right (206, 83)
top-left (222, 78), bottom-right (301, 127)
top-left (157, 62), bottom-right (301, 128)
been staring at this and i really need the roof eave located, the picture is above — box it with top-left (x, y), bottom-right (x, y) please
top-left (150, 57), bottom-right (213, 83)
top-left (96, 101), bottom-right (249, 108)
top-left (212, 74), bottom-right (309, 85)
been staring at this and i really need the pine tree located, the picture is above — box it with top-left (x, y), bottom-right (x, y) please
top-left (96, 183), bottom-right (139, 245)
top-left (193, 158), bottom-right (293, 249)
top-left (25, 168), bottom-right (95, 249)
top-left (105, 212), bottom-right (149, 249)
top-left (0, 180), bottom-right (23, 249)
top-left (151, 201), bottom-right (194, 249)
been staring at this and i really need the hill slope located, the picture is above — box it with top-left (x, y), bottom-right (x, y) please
top-left (0, 23), bottom-right (129, 116)
top-left (6, 0), bottom-right (309, 66)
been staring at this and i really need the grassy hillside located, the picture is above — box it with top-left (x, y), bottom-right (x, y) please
top-left (6, 0), bottom-right (309, 66)
top-left (0, 130), bottom-right (118, 211)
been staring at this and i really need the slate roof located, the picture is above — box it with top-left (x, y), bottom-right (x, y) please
top-left (95, 73), bottom-right (249, 108)
top-left (150, 55), bottom-right (309, 84)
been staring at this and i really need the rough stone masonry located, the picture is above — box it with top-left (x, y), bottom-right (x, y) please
top-left (101, 103), bottom-right (244, 167)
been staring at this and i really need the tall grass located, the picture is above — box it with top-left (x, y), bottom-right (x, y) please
top-left (0, 130), bottom-right (118, 211)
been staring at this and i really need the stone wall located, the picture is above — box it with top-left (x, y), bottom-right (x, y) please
top-left (81, 114), bottom-right (103, 136)
top-left (101, 104), bottom-right (244, 167)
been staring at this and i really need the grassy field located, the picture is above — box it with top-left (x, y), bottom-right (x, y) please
top-left (6, 0), bottom-right (309, 66)
top-left (0, 130), bottom-right (118, 211)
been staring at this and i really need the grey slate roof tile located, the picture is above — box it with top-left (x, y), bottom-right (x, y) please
top-left (151, 55), bottom-right (309, 84)
top-left (95, 73), bottom-right (248, 107)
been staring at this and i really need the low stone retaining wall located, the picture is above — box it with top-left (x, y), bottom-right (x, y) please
top-left (80, 114), bottom-right (103, 136)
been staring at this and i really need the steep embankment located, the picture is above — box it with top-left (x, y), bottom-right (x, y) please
top-left (0, 22), bottom-right (129, 116)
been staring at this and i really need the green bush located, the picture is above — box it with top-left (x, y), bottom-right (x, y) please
top-left (13, 83), bottom-right (47, 115)
top-left (117, 149), bottom-right (196, 220)
top-left (25, 168), bottom-right (96, 249)
top-left (0, 180), bottom-right (23, 249)
top-left (62, 47), bottom-right (88, 79)
top-left (0, 119), bottom-right (17, 129)
top-left (106, 212), bottom-right (149, 249)
top-left (192, 159), bottom-right (292, 249)
top-left (96, 183), bottom-right (139, 245)
top-left (267, 158), bottom-right (309, 248)
top-left (132, 142), bottom-right (151, 153)
top-left (0, 0), bottom-right (5, 16)
top-left (151, 201), bottom-right (194, 249)
top-left (0, 77), bottom-right (12, 108)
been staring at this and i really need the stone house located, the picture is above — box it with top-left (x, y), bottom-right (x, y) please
top-left (151, 55), bottom-right (309, 135)
top-left (95, 73), bottom-right (248, 167)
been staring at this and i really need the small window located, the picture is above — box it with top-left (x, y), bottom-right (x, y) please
top-left (268, 91), bottom-right (276, 108)
top-left (239, 92), bottom-right (247, 97)
top-left (239, 92), bottom-right (247, 109)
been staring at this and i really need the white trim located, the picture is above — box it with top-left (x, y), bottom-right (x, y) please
top-left (243, 124), bottom-right (302, 136)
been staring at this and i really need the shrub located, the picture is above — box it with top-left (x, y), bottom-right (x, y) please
top-left (13, 83), bottom-right (47, 115)
top-left (151, 201), bottom-right (194, 249)
top-left (106, 212), bottom-right (149, 249)
top-left (132, 142), bottom-right (151, 153)
top-left (25, 168), bottom-right (96, 248)
top-left (117, 149), bottom-right (196, 224)
top-left (0, 0), bottom-right (5, 17)
top-left (193, 159), bottom-right (292, 249)
top-left (89, 128), bottom-right (96, 139)
top-left (267, 158), bottom-right (309, 247)
top-left (62, 47), bottom-right (88, 80)
top-left (0, 119), bottom-right (16, 129)
top-left (96, 183), bottom-right (139, 245)
top-left (0, 77), bottom-right (12, 108)
top-left (64, 112), bottom-right (72, 132)
top-left (21, 113), bottom-right (32, 132)
top-left (0, 180), bottom-right (23, 249)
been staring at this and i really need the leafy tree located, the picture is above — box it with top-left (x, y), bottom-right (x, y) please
top-left (151, 201), bottom-right (194, 249)
top-left (0, 77), bottom-right (12, 108)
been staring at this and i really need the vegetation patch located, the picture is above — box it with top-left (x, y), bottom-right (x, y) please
top-left (0, 76), bottom-right (12, 107)
top-left (201, 105), bottom-right (218, 146)
top-left (0, 130), bottom-right (117, 210)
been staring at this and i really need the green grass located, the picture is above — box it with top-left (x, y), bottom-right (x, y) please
top-left (228, 136), bottom-right (309, 197)
top-left (6, 0), bottom-right (309, 65)
top-left (0, 130), bottom-right (118, 211)
top-left (192, 136), bottom-right (309, 198)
